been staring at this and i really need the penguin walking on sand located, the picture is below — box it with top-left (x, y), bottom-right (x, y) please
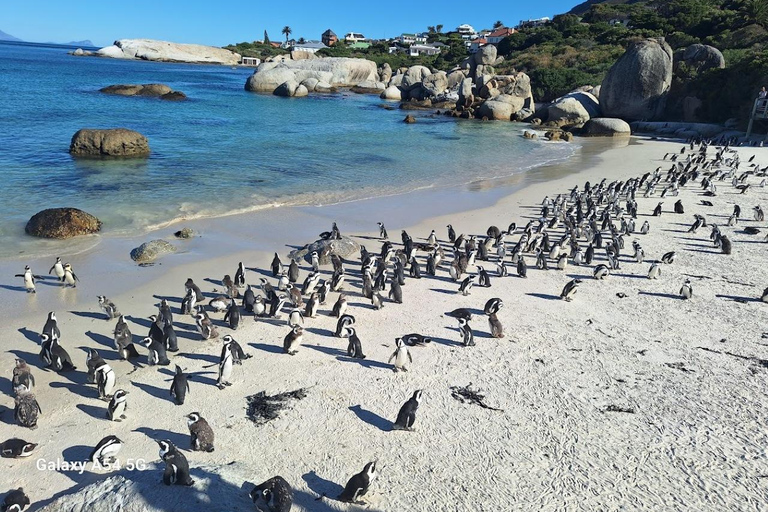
top-left (49, 257), bottom-right (65, 282)
top-left (680, 279), bottom-right (693, 299)
top-left (648, 261), bottom-right (662, 279)
top-left (346, 327), bottom-right (366, 359)
top-left (234, 262), bottom-right (246, 288)
top-left (170, 366), bottom-right (190, 405)
top-left (331, 294), bottom-right (348, 318)
top-left (458, 275), bottom-right (475, 296)
top-left (1, 488), bottom-right (30, 512)
top-left (389, 338), bottom-right (412, 372)
top-left (114, 316), bottom-right (140, 360)
top-left (187, 413), bottom-right (215, 452)
top-left (283, 326), bottom-right (303, 355)
top-left (15, 266), bottom-right (42, 293)
top-left (251, 476), bottom-right (293, 512)
top-left (458, 317), bottom-right (475, 346)
top-left (62, 263), bottom-right (79, 287)
top-left (89, 435), bottom-right (122, 466)
top-left (157, 440), bottom-right (195, 486)
top-left (393, 390), bottom-right (422, 431)
top-left (560, 279), bottom-right (581, 302)
top-left (338, 461), bottom-right (377, 504)
top-left (477, 266), bottom-right (491, 287)
top-left (141, 337), bottom-right (170, 366)
top-left (14, 387), bottom-right (41, 429)
top-left (107, 389), bottom-right (129, 421)
top-left (377, 222), bottom-right (388, 240)
top-left (12, 359), bottom-right (35, 393)
top-left (95, 362), bottom-right (116, 400)
top-left (98, 296), bottom-right (120, 319)
top-left (217, 345), bottom-right (234, 389)
top-left (0, 439), bottom-right (38, 459)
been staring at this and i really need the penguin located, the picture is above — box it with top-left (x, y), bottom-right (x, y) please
top-left (393, 390), bottom-right (422, 431)
top-left (755, 205), bottom-right (765, 222)
top-left (305, 292), bottom-right (320, 318)
top-left (98, 296), bottom-right (120, 320)
top-left (593, 264), bottom-right (610, 280)
top-left (251, 476), bottom-right (293, 512)
top-left (477, 266), bottom-right (491, 287)
top-left (377, 222), bottom-right (388, 240)
top-left (242, 285), bottom-right (256, 312)
top-left (388, 337), bottom-right (412, 372)
top-left (401, 333), bottom-right (432, 346)
top-left (41, 312), bottom-right (61, 343)
top-left (309, 251), bottom-right (320, 273)
top-left (680, 279), bottom-right (693, 299)
top-left (164, 322), bottom-right (179, 353)
top-left (217, 344), bottom-right (234, 389)
top-left (89, 435), bottom-right (122, 466)
top-left (488, 312), bottom-right (504, 338)
top-left (674, 200), bottom-right (684, 214)
top-left (389, 278), bottom-right (403, 304)
top-left (661, 251), bottom-right (676, 264)
top-left (0, 439), bottom-right (37, 459)
top-left (114, 316), bottom-right (139, 360)
top-left (447, 224), bottom-right (456, 243)
top-left (158, 299), bottom-right (174, 327)
top-left (107, 389), bottom-right (129, 421)
top-left (141, 337), bottom-right (170, 366)
top-left (458, 317), bottom-right (474, 346)
top-left (14, 266), bottom-right (42, 293)
top-left (331, 294), bottom-right (348, 318)
top-left (330, 269), bottom-right (345, 291)
top-left (409, 257), bottom-right (421, 279)
top-left (371, 291), bottom-right (384, 310)
top-left (49, 337), bottom-right (76, 372)
top-left (497, 261), bottom-right (509, 277)
top-left (62, 263), bottom-right (79, 287)
top-left (86, 348), bottom-right (106, 382)
top-left (157, 440), bottom-right (195, 487)
top-left (185, 278), bottom-right (205, 302)
top-left (317, 280), bottom-right (330, 304)
top-left (195, 313), bottom-right (218, 340)
top-left (536, 251), bottom-right (549, 270)
top-left (720, 235), bottom-right (732, 254)
top-left (560, 279), bottom-right (581, 302)
top-left (222, 335), bottom-right (251, 365)
top-left (49, 256), bottom-right (65, 281)
top-left (148, 315), bottom-right (165, 343)
top-left (458, 275), bottom-right (475, 296)
top-left (271, 253), bottom-right (283, 277)
top-left (288, 259), bottom-right (299, 283)
top-left (652, 202), bottom-right (663, 216)
top-left (556, 254), bottom-right (568, 271)
top-left (170, 366), bottom-right (190, 405)
top-left (446, 308), bottom-right (472, 321)
top-left (288, 308), bottom-right (304, 328)
top-left (335, 314), bottom-right (355, 338)
top-left (484, 298), bottom-right (503, 315)
top-left (187, 412), bottom-right (215, 452)
top-left (95, 361), bottom-right (116, 400)
top-left (13, 387), bottom-right (41, 429)
top-left (517, 257), bottom-right (527, 278)
top-left (253, 295), bottom-right (267, 317)
top-left (301, 272), bottom-right (321, 296)
top-left (209, 295), bottom-right (230, 313)
top-left (268, 294), bottom-right (288, 319)
top-left (338, 462), bottom-right (377, 504)
top-left (283, 326), bottom-right (303, 355)
top-left (648, 261), bottom-right (662, 279)
top-left (346, 327), bottom-right (366, 359)
top-left (181, 287), bottom-right (198, 315)
top-left (640, 220), bottom-right (650, 234)
top-left (234, 262), bottom-right (246, 288)
top-left (12, 359), bottom-right (34, 393)
top-left (1, 488), bottom-right (30, 512)
top-left (39, 334), bottom-right (53, 367)
top-left (223, 300), bottom-right (241, 330)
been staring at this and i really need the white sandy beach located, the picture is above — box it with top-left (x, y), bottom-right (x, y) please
top-left (2, 137), bottom-right (768, 511)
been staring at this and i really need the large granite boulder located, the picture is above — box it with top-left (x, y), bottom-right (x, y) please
top-left (476, 94), bottom-right (526, 121)
top-left (97, 39), bottom-right (240, 65)
top-left (547, 91), bottom-right (601, 127)
top-left (402, 65), bottom-right (432, 90)
top-left (675, 44), bottom-right (725, 73)
top-left (446, 70), bottom-right (466, 89)
top-left (69, 128), bottom-right (150, 157)
top-left (380, 85), bottom-right (403, 101)
top-left (581, 118), bottom-right (631, 137)
top-left (100, 84), bottom-right (186, 100)
top-left (474, 45), bottom-right (498, 66)
top-left (245, 58), bottom-right (377, 93)
top-left (25, 208), bottom-right (102, 239)
top-left (600, 38), bottom-right (673, 121)
top-left (479, 73), bottom-right (534, 108)
top-left (422, 72), bottom-right (448, 97)
top-left (274, 80), bottom-right (299, 97)
top-left (288, 236), bottom-right (361, 265)
top-left (458, 78), bottom-right (474, 108)
top-left (379, 63), bottom-right (393, 83)
top-left (130, 239), bottom-right (177, 263)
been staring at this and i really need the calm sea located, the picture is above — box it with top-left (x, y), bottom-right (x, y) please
top-left (0, 41), bottom-right (576, 257)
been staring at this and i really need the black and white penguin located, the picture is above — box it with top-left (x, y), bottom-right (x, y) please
top-left (95, 361), bottom-right (116, 400)
top-left (593, 264), bottom-right (610, 280)
top-left (141, 337), bottom-right (170, 366)
top-left (446, 308), bottom-right (472, 322)
top-left (181, 287), bottom-right (198, 316)
top-left (1, 488), bottom-right (30, 512)
top-left (271, 253), bottom-right (283, 277)
top-left (195, 313), bottom-right (218, 340)
top-left (223, 300), bottom-right (241, 330)
top-left (389, 278), bottom-right (403, 304)
top-left (338, 461), bottom-right (377, 504)
top-left (170, 366), bottom-right (189, 405)
top-left (288, 259), bottom-right (299, 283)
top-left (401, 333), bottom-right (432, 346)
top-left (393, 390), bottom-right (422, 431)
top-left (48, 337), bottom-right (76, 372)
top-left (113, 316), bottom-right (140, 360)
top-left (41, 312), bottom-right (61, 343)
top-left (209, 295), bottom-right (230, 313)
top-left (346, 327), bottom-right (366, 359)
top-left (648, 261), bottom-right (662, 279)
top-left (652, 202), bottom-right (663, 216)
top-left (0, 439), bottom-right (37, 459)
top-left (98, 297), bottom-right (120, 321)
top-left (517, 257), bottom-right (528, 278)
top-left (497, 261), bottom-right (509, 277)
top-left (661, 251), bottom-right (676, 264)
top-left (187, 412), bottom-right (215, 452)
top-left (283, 326), bottom-right (303, 355)
top-left (302, 272), bottom-right (321, 296)
top-left (288, 308), bottom-right (304, 328)
top-left (330, 269), bottom-right (345, 291)
top-left (447, 224), bottom-right (457, 243)
top-left (458, 275), bottom-right (475, 296)
top-left (377, 222), bottom-right (388, 240)
top-left (458, 317), bottom-right (474, 346)
top-left (222, 335), bottom-right (251, 364)
top-left (13, 387), bottom-right (41, 429)
top-left (484, 298), bottom-right (503, 316)
top-left (560, 279), bottom-right (581, 302)
top-left (388, 338), bottom-right (412, 372)
top-left (331, 294), bottom-right (348, 318)
top-left (15, 266), bottom-right (41, 293)
top-left (253, 295), bottom-right (267, 317)
top-left (157, 440), bottom-right (195, 486)
top-left (62, 263), bottom-right (79, 287)
top-left (217, 344), bottom-right (234, 389)
top-left (680, 278), bottom-right (693, 299)
top-left (371, 291), bottom-right (384, 310)
top-left (674, 200), bottom-right (684, 214)
top-left (251, 476), bottom-right (293, 512)
top-left (85, 348), bottom-right (106, 384)
top-left (477, 266), bottom-right (491, 287)
top-left (335, 314), bottom-right (355, 338)
top-left (49, 256), bottom-right (65, 282)
top-left (89, 435), bottom-right (122, 466)
top-left (12, 359), bottom-right (34, 393)
top-left (163, 322), bottom-right (179, 353)
top-left (640, 220), bottom-right (650, 234)
top-left (148, 315), bottom-right (166, 344)
top-left (234, 262), bottom-right (246, 288)
top-left (305, 292), bottom-right (320, 318)
top-left (107, 389), bottom-right (129, 421)
top-left (242, 285), bottom-right (257, 313)
top-left (268, 294), bottom-right (288, 319)
top-left (184, 278), bottom-right (205, 302)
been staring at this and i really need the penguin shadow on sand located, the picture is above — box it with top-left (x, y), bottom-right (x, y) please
top-left (152, 293), bottom-right (182, 305)
top-left (349, 404), bottom-right (391, 432)
top-left (83, 332), bottom-right (120, 354)
top-left (526, 292), bottom-right (562, 301)
top-left (70, 310), bottom-right (109, 321)
top-left (637, 290), bottom-right (684, 300)
top-left (57, 445), bottom-right (108, 486)
top-left (0, 283), bottom-right (28, 292)
top-left (179, 352), bottom-right (219, 364)
top-left (9, 348), bottom-right (40, 366)
top-left (715, 293), bottom-right (762, 304)
top-left (444, 325), bottom-right (495, 340)
top-left (75, 402), bottom-right (109, 421)
top-left (130, 380), bottom-right (174, 403)
top-left (17, 327), bottom-right (40, 344)
top-left (0, 403), bottom-right (16, 425)
top-left (134, 426), bottom-right (188, 449)
top-left (124, 315), bottom-right (152, 329)
top-left (0, 375), bottom-right (13, 396)
top-left (249, 342), bottom-right (284, 355)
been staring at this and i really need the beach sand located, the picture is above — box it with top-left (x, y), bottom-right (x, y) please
top-left (2, 137), bottom-right (768, 511)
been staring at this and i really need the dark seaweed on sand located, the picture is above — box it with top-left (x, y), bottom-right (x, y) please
top-left (449, 384), bottom-right (503, 411)
top-left (246, 388), bottom-right (309, 425)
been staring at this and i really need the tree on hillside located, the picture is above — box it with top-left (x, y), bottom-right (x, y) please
top-left (743, 0), bottom-right (768, 27)
top-left (264, 30), bottom-right (270, 45)
top-left (494, 20), bottom-right (504, 28)
top-left (282, 26), bottom-right (292, 43)
top-left (298, 37), bottom-right (306, 44)
top-left (428, 26), bottom-right (436, 33)
top-left (437, 24), bottom-right (444, 33)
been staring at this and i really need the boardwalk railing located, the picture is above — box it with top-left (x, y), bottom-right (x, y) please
top-left (746, 98), bottom-right (768, 138)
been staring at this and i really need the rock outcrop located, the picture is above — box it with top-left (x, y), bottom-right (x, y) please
top-left (69, 129), bottom-right (150, 157)
top-left (547, 91), bottom-right (601, 127)
top-left (288, 236), bottom-right (361, 265)
top-left (25, 208), bottom-right (102, 239)
top-left (100, 84), bottom-right (186, 100)
top-left (130, 240), bottom-right (177, 263)
top-left (581, 118), bottom-right (632, 137)
top-left (97, 39), bottom-right (240, 65)
top-left (674, 44), bottom-right (725, 73)
top-left (600, 38), bottom-right (674, 121)
top-left (380, 85), bottom-right (402, 101)
top-left (245, 58), bottom-right (377, 96)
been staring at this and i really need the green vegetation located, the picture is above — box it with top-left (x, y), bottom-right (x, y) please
top-left (496, 0), bottom-right (768, 124)
top-left (224, 41), bottom-right (288, 59)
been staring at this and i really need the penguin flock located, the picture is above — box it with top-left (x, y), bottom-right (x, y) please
top-left (3, 140), bottom-right (768, 510)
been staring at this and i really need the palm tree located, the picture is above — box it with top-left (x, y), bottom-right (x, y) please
top-left (436, 24), bottom-right (443, 33)
top-left (427, 26), bottom-right (436, 33)
top-left (493, 20), bottom-right (504, 28)
top-left (743, 0), bottom-right (768, 27)
top-left (282, 26), bottom-right (292, 43)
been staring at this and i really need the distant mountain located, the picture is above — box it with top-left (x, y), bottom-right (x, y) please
top-left (0, 29), bottom-right (22, 42)
top-left (568, 0), bottom-right (644, 16)
top-left (64, 40), bottom-right (95, 47)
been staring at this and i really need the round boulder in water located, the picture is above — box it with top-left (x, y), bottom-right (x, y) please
top-left (25, 207), bottom-right (102, 239)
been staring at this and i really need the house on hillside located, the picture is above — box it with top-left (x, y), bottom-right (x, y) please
top-left (469, 38), bottom-right (487, 53)
top-left (517, 17), bottom-right (550, 29)
top-left (396, 33), bottom-right (427, 45)
top-left (241, 56), bottom-right (261, 66)
top-left (322, 29), bottom-right (338, 46)
top-left (344, 32), bottom-right (367, 44)
top-left (348, 41), bottom-right (371, 50)
top-left (456, 24), bottom-right (477, 40)
top-left (292, 41), bottom-right (328, 53)
top-left (486, 27), bottom-right (516, 44)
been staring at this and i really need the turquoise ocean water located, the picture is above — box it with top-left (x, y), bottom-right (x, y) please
top-left (0, 41), bottom-right (576, 257)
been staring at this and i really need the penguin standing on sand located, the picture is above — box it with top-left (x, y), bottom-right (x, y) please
top-left (388, 338), bottom-right (412, 372)
top-left (335, 314), bottom-right (355, 338)
top-left (288, 259), bottom-right (299, 283)
top-left (163, 322), bottom-right (179, 353)
top-left (652, 202), bottom-right (663, 216)
top-left (62, 263), bottom-right (79, 287)
top-left (14, 387), bottom-right (41, 429)
top-left (517, 257), bottom-right (527, 278)
top-left (488, 313), bottom-right (504, 339)
top-left (187, 412), bottom-right (215, 452)
top-left (89, 435), bottom-right (122, 466)
top-left (195, 313), bottom-right (218, 340)
top-left (41, 312), bottom-right (61, 342)
top-left (560, 279), bottom-right (581, 302)
top-left (377, 222), bottom-right (388, 240)
top-left (185, 278), bottom-right (204, 302)
top-left (305, 292), bottom-right (320, 318)
top-left (95, 361), bottom-right (116, 400)
top-left (393, 390), bottom-right (422, 431)
top-left (680, 279), bottom-right (693, 299)
top-left (447, 224), bottom-right (456, 243)
top-left (458, 317), bottom-right (475, 346)
top-left (12, 359), bottom-right (35, 392)
top-left (48, 337), bottom-right (76, 372)
top-left (346, 327), bottom-right (366, 359)
top-left (222, 335), bottom-right (251, 364)
top-left (593, 264), bottom-right (610, 280)
top-left (107, 389), bottom-right (129, 421)
top-left (271, 253), bottom-right (283, 277)
top-left (458, 275), bottom-right (475, 296)
top-left (477, 266), bottom-right (491, 287)
top-left (15, 266), bottom-right (42, 293)
top-left (223, 300), bottom-right (241, 330)
top-left (338, 462), bottom-right (377, 504)
top-left (283, 326), bottom-right (303, 355)
top-left (661, 251), bottom-right (676, 264)
top-left (371, 291), bottom-right (384, 310)
top-left (157, 440), bottom-right (194, 486)
top-left (114, 316), bottom-right (140, 360)
top-left (170, 366), bottom-right (190, 405)
top-left (251, 476), bottom-right (293, 512)
top-left (242, 285), bottom-right (256, 312)
top-left (217, 345), bottom-right (234, 389)
top-left (234, 262), bottom-right (246, 288)
top-left (98, 296), bottom-right (120, 319)
top-left (389, 278), bottom-right (403, 304)
top-left (331, 294), bottom-right (348, 318)
top-left (86, 349), bottom-right (106, 383)
top-left (141, 337), bottom-right (170, 366)
top-left (674, 200), bottom-right (684, 214)
top-left (648, 261), bottom-right (662, 279)
top-left (49, 257), bottom-right (65, 281)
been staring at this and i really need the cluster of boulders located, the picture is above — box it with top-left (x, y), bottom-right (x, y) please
top-left (95, 39), bottom-right (241, 65)
top-left (245, 58), bottom-right (378, 96)
top-left (100, 84), bottom-right (187, 101)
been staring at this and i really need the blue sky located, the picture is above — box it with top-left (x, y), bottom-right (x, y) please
top-left (3, 0), bottom-right (579, 47)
